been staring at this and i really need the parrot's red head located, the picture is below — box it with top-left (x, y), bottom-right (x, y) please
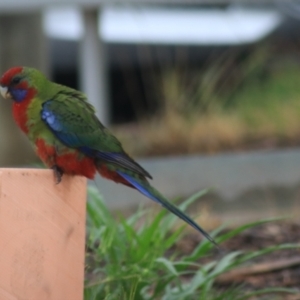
top-left (0, 66), bottom-right (48, 133)
top-left (0, 66), bottom-right (39, 103)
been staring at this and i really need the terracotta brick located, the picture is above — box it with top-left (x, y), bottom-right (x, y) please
top-left (0, 168), bottom-right (86, 300)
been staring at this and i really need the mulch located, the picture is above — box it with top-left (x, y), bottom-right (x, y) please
top-left (175, 221), bottom-right (300, 298)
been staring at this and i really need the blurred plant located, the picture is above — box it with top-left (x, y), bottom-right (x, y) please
top-left (114, 43), bottom-right (300, 156)
top-left (160, 45), bottom-right (270, 117)
top-left (84, 187), bottom-right (298, 300)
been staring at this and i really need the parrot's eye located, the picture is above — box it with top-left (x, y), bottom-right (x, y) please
top-left (11, 76), bottom-right (21, 85)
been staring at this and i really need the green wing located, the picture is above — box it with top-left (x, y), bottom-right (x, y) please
top-left (41, 88), bottom-right (152, 178)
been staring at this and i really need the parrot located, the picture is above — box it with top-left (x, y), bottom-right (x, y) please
top-left (0, 66), bottom-right (217, 246)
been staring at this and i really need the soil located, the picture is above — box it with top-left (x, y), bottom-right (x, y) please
top-left (175, 221), bottom-right (300, 299)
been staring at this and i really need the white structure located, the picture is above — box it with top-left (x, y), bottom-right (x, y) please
top-left (44, 6), bottom-right (282, 45)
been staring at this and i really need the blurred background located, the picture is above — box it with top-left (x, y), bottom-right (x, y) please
top-left (1, 0), bottom-right (300, 225)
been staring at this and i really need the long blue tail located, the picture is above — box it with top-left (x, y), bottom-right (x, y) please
top-left (117, 171), bottom-right (218, 247)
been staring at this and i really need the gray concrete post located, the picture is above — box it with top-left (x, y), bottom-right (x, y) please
top-left (79, 9), bottom-right (109, 125)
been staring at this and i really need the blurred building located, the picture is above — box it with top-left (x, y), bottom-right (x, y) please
top-left (0, 1), bottom-right (299, 165)
top-left (45, 4), bottom-right (284, 123)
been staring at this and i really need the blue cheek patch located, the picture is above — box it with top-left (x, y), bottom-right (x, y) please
top-left (10, 88), bottom-right (28, 103)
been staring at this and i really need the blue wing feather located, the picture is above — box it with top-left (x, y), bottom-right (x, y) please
top-left (41, 101), bottom-right (152, 179)
top-left (42, 103), bottom-right (83, 147)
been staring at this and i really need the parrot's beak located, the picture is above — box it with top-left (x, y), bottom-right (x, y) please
top-left (0, 86), bottom-right (11, 99)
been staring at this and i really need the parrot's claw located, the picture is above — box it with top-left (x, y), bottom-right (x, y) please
top-left (52, 165), bottom-right (64, 184)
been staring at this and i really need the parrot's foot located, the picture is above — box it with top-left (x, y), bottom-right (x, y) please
top-left (52, 165), bottom-right (64, 184)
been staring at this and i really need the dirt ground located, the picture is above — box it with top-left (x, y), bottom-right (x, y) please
top-left (176, 221), bottom-right (300, 299)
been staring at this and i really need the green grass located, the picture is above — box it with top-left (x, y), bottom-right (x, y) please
top-left (84, 187), bottom-right (299, 300)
